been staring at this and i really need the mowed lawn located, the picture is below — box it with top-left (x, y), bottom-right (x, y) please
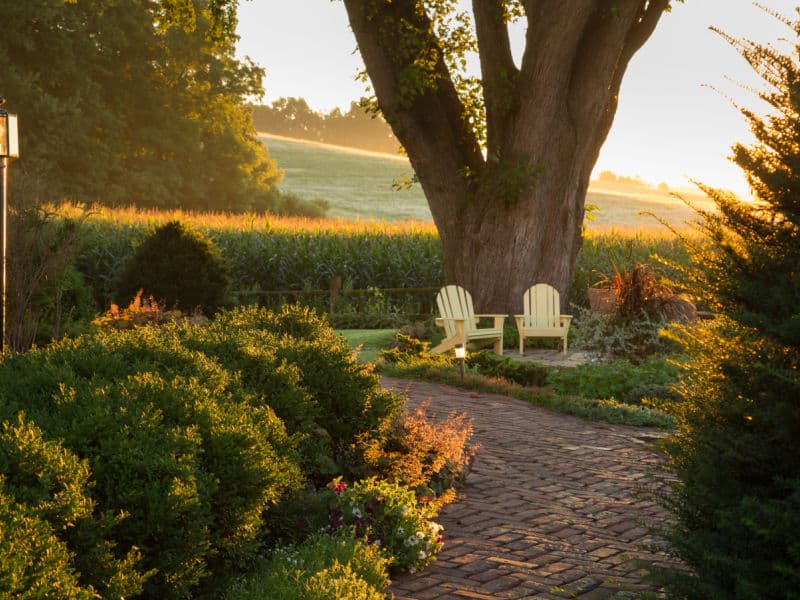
top-left (338, 329), bottom-right (397, 363)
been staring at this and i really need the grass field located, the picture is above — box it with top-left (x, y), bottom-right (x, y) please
top-left (264, 134), bottom-right (427, 221)
top-left (263, 134), bottom-right (717, 229)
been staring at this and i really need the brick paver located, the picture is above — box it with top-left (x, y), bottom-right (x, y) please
top-left (382, 376), bottom-right (676, 600)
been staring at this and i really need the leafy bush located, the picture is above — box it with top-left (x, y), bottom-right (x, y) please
top-left (326, 478), bottom-right (444, 574)
top-left (0, 414), bottom-right (149, 599)
top-left (8, 203), bottom-right (87, 352)
top-left (224, 533), bottom-right (389, 600)
top-left (0, 480), bottom-right (96, 600)
top-left (596, 262), bottom-right (676, 320)
top-left (115, 220), bottom-right (230, 315)
top-left (199, 306), bottom-right (403, 480)
top-left (359, 401), bottom-right (477, 508)
top-left (570, 304), bottom-right (673, 361)
top-left (0, 321), bottom-right (306, 599)
top-left (546, 356), bottom-right (679, 403)
top-left (92, 289), bottom-right (200, 330)
top-left (466, 350), bottom-right (549, 387)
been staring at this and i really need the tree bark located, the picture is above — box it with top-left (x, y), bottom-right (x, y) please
top-left (343, 0), bottom-right (668, 315)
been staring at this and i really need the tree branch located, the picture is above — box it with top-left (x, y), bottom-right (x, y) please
top-left (342, 0), bottom-right (483, 224)
top-left (621, 0), bottom-right (670, 64)
top-left (472, 0), bottom-right (518, 157)
top-left (566, 1), bottom-right (669, 157)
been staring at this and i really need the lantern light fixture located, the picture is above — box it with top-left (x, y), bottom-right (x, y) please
top-left (454, 343), bottom-right (466, 381)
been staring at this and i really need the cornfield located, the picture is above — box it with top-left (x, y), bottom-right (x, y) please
top-left (58, 203), bottom-right (695, 313)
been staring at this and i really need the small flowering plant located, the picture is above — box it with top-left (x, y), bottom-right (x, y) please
top-left (327, 477), bottom-right (445, 573)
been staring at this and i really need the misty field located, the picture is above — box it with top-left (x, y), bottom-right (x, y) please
top-left (263, 134), bottom-right (717, 229)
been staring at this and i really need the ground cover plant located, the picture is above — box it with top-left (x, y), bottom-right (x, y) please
top-left (223, 532), bottom-right (391, 600)
top-left (379, 335), bottom-right (675, 429)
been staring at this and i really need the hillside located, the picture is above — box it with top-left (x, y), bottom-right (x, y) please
top-left (263, 134), bottom-right (716, 228)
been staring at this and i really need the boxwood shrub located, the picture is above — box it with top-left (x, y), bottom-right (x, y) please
top-left (0, 304), bottom-right (403, 599)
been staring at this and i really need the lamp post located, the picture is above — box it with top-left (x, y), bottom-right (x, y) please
top-left (454, 343), bottom-right (466, 382)
top-left (0, 98), bottom-right (20, 353)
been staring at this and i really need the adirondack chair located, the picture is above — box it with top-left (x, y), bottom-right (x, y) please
top-left (514, 283), bottom-right (572, 355)
top-left (430, 285), bottom-right (505, 356)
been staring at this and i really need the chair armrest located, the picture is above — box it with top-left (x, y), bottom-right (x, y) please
top-left (474, 314), bottom-right (507, 329)
top-left (560, 315), bottom-right (573, 326)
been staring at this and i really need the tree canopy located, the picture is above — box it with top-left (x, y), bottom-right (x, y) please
top-left (1, 0), bottom-right (281, 211)
top-left (251, 97), bottom-right (400, 154)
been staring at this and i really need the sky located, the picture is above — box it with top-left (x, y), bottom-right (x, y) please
top-left (235, 1), bottom-right (792, 197)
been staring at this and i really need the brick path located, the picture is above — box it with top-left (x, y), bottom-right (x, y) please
top-left (381, 376), bottom-right (676, 600)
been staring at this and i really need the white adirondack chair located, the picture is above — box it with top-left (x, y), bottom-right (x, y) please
top-left (514, 283), bottom-right (572, 355)
top-left (430, 285), bottom-right (505, 356)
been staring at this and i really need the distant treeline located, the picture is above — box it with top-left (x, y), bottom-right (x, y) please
top-left (251, 98), bottom-right (401, 155)
top-left (594, 170), bottom-right (671, 191)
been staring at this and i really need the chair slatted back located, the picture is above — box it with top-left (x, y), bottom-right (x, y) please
top-left (522, 284), bottom-right (561, 328)
top-left (436, 285), bottom-right (476, 338)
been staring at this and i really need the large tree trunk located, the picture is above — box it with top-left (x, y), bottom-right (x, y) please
top-left (343, 0), bottom-right (668, 315)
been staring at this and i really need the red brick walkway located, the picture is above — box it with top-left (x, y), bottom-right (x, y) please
top-left (381, 376), bottom-right (676, 600)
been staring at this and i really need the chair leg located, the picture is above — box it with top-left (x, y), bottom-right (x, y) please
top-left (430, 336), bottom-right (458, 355)
top-left (493, 337), bottom-right (503, 356)
top-left (519, 337), bottom-right (524, 356)
top-left (562, 334), bottom-right (568, 355)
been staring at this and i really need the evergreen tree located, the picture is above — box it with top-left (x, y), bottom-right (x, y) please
top-left (656, 8), bottom-right (800, 598)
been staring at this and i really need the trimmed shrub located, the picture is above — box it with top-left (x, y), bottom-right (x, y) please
top-left (0, 322), bottom-right (304, 599)
top-left (0, 414), bottom-right (149, 599)
top-left (188, 305), bottom-right (404, 480)
top-left (115, 220), bottom-right (230, 315)
top-left (223, 533), bottom-right (389, 600)
top-left (0, 481), bottom-right (95, 600)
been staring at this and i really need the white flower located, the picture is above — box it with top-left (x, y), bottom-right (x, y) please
top-left (400, 505), bottom-right (409, 515)
top-left (418, 550), bottom-right (427, 560)
top-left (373, 539), bottom-right (381, 547)
top-left (407, 535), bottom-right (419, 546)
top-left (415, 531), bottom-right (425, 539)
top-left (352, 506), bottom-right (362, 518)
top-left (396, 526), bottom-right (404, 536)
top-left (409, 566), bottom-right (416, 574)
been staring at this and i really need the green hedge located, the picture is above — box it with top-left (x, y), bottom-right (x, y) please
top-left (0, 305), bottom-right (403, 599)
